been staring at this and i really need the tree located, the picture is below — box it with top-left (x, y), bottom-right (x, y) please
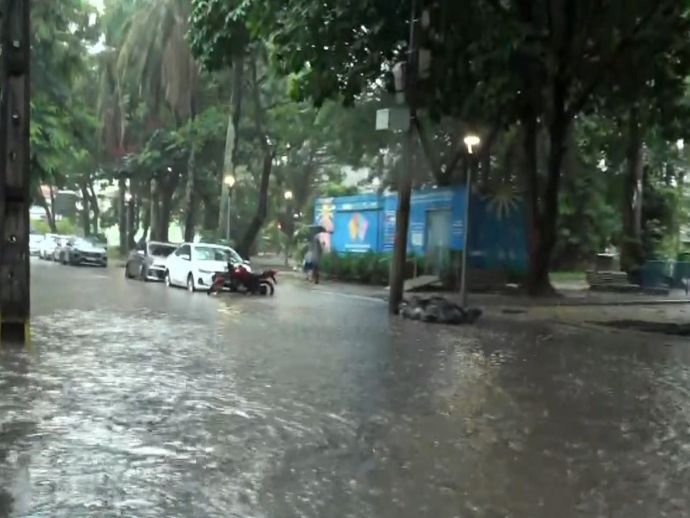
top-left (190, 0), bottom-right (250, 234)
top-left (226, 0), bottom-right (690, 294)
top-left (118, 0), bottom-right (201, 242)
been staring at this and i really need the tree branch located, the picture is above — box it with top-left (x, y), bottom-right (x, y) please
top-left (413, 117), bottom-right (442, 178)
top-left (249, 56), bottom-right (272, 153)
top-left (566, 0), bottom-right (676, 118)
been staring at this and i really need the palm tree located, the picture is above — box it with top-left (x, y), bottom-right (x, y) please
top-left (116, 0), bottom-right (201, 242)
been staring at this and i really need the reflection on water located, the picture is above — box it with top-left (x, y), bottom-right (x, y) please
top-left (2, 303), bottom-right (690, 517)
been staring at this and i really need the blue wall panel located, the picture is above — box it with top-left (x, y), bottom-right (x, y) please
top-left (314, 185), bottom-right (527, 273)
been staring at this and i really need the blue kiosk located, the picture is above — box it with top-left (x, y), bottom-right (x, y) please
top-left (314, 185), bottom-right (527, 275)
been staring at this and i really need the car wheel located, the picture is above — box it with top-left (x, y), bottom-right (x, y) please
top-left (165, 271), bottom-right (172, 287)
top-left (187, 273), bottom-right (196, 293)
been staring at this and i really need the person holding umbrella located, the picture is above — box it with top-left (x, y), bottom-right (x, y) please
top-left (303, 224), bottom-right (326, 284)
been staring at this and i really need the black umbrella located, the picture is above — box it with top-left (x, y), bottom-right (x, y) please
top-left (306, 224), bottom-right (328, 236)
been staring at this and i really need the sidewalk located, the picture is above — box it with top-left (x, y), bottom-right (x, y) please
top-left (303, 278), bottom-right (690, 308)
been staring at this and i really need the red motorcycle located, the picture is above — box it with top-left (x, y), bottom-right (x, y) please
top-left (208, 264), bottom-right (277, 296)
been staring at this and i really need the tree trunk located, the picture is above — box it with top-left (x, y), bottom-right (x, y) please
top-left (80, 183), bottom-right (91, 236)
top-left (159, 193), bottom-right (172, 243)
top-left (183, 147), bottom-right (197, 242)
top-left (87, 180), bottom-right (100, 234)
top-left (140, 194), bottom-right (151, 244)
top-left (158, 171), bottom-right (180, 243)
top-left (284, 235), bottom-right (291, 267)
top-left (48, 186), bottom-right (57, 225)
top-left (118, 177), bottom-right (126, 252)
top-left (127, 196), bottom-right (135, 250)
top-left (621, 107), bottom-right (645, 272)
top-left (219, 52), bottom-right (245, 232)
top-left (36, 186), bottom-right (57, 232)
top-left (237, 150), bottom-right (273, 258)
top-left (149, 178), bottom-right (160, 241)
top-left (523, 82), bottom-right (569, 296)
top-left (521, 109), bottom-right (546, 294)
top-left (202, 195), bottom-right (218, 231)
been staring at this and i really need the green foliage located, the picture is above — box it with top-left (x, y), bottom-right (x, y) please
top-left (31, 0), bottom-right (100, 191)
top-left (320, 252), bottom-right (390, 286)
top-left (30, 219), bottom-right (51, 235)
top-left (56, 218), bottom-right (79, 235)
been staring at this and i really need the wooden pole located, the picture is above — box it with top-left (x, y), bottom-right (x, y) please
top-left (0, 0), bottom-right (31, 344)
top-left (388, 0), bottom-right (418, 314)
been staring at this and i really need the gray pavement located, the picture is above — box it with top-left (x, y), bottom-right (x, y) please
top-left (1, 259), bottom-right (690, 517)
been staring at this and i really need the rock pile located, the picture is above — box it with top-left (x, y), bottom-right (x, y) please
top-left (399, 295), bottom-right (482, 325)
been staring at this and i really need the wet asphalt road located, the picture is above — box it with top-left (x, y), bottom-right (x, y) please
top-left (2, 259), bottom-right (690, 517)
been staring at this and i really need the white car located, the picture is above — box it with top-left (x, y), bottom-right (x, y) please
top-left (165, 243), bottom-right (249, 292)
top-left (38, 234), bottom-right (60, 260)
top-left (29, 233), bottom-right (43, 256)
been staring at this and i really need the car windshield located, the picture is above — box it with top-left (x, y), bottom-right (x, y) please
top-left (77, 238), bottom-right (104, 248)
top-left (193, 246), bottom-right (242, 263)
top-left (149, 244), bottom-right (176, 257)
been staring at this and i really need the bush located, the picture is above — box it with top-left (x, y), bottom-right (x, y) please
top-left (30, 219), bottom-right (51, 234)
top-left (56, 218), bottom-right (78, 235)
top-left (320, 251), bottom-right (394, 286)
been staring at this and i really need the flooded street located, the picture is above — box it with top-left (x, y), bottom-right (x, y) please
top-left (2, 261), bottom-right (690, 517)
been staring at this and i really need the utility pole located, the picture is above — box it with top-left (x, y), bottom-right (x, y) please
top-left (0, 0), bottom-right (31, 345)
top-left (388, 0), bottom-right (419, 314)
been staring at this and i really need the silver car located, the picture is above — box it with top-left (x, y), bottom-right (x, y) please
top-left (125, 241), bottom-right (177, 281)
top-left (52, 236), bottom-right (74, 262)
top-left (59, 237), bottom-right (108, 267)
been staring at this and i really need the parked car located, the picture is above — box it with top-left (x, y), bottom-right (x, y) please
top-left (52, 236), bottom-right (74, 262)
top-left (29, 233), bottom-right (43, 256)
top-left (39, 234), bottom-right (60, 260)
top-left (125, 240), bottom-right (177, 281)
top-left (165, 242), bottom-right (248, 292)
top-left (59, 237), bottom-right (108, 267)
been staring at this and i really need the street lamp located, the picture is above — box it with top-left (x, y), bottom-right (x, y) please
top-left (284, 189), bottom-right (293, 201)
top-left (464, 134), bottom-right (481, 154)
top-left (459, 133), bottom-right (481, 308)
top-left (223, 174), bottom-right (236, 242)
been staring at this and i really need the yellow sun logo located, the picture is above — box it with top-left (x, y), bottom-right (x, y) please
top-left (316, 202), bottom-right (335, 223)
top-left (483, 185), bottom-right (521, 220)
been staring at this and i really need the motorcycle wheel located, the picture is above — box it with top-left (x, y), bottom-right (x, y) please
top-left (260, 280), bottom-right (275, 296)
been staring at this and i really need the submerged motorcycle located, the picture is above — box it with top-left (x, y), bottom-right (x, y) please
top-left (208, 264), bottom-right (277, 296)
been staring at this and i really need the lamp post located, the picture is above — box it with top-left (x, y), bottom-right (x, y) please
top-left (223, 174), bottom-right (236, 242)
top-left (459, 134), bottom-right (481, 308)
top-left (283, 190), bottom-right (295, 266)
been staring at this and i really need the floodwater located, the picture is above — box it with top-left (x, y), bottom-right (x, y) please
top-left (2, 261), bottom-right (690, 517)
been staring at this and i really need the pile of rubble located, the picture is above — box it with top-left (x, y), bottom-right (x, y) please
top-left (399, 295), bottom-right (482, 325)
